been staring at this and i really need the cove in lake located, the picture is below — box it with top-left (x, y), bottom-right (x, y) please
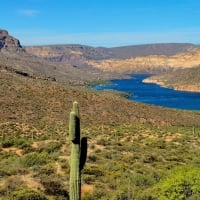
top-left (93, 74), bottom-right (200, 111)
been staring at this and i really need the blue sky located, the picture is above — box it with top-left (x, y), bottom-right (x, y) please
top-left (1, 0), bottom-right (200, 47)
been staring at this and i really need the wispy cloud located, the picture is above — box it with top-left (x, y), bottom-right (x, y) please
top-left (17, 9), bottom-right (39, 17)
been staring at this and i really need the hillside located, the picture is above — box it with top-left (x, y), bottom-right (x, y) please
top-left (25, 43), bottom-right (196, 62)
top-left (1, 30), bottom-right (200, 199)
top-left (25, 43), bottom-right (197, 70)
top-left (88, 48), bottom-right (200, 72)
top-left (143, 65), bottom-right (200, 92)
top-left (1, 70), bottom-right (200, 127)
top-left (0, 29), bottom-right (117, 86)
top-left (0, 70), bottom-right (200, 199)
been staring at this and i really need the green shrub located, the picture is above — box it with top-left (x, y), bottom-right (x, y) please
top-left (1, 139), bottom-right (14, 148)
top-left (41, 142), bottom-right (62, 154)
top-left (133, 173), bottom-right (155, 187)
top-left (0, 153), bottom-right (24, 176)
top-left (13, 138), bottom-right (30, 148)
top-left (40, 176), bottom-right (69, 197)
top-left (38, 164), bottom-right (56, 176)
top-left (12, 189), bottom-right (47, 200)
top-left (21, 152), bottom-right (49, 167)
top-left (152, 166), bottom-right (200, 200)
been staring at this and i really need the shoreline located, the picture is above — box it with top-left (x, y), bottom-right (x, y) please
top-left (143, 78), bottom-right (200, 93)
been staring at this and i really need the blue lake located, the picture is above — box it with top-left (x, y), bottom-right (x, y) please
top-left (93, 74), bottom-right (200, 111)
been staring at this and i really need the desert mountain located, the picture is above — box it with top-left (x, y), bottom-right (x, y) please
top-left (88, 48), bottom-right (200, 72)
top-left (0, 30), bottom-right (115, 85)
top-left (0, 29), bottom-right (22, 51)
top-left (25, 43), bottom-right (196, 64)
top-left (1, 29), bottom-right (200, 91)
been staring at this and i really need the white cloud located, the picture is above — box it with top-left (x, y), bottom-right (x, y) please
top-left (18, 9), bottom-right (39, 17)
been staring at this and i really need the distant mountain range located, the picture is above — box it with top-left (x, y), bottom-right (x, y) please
top-left (25, 43), bottom-right (197, 62)
top-left (1, 29), bottom-right (200, 91)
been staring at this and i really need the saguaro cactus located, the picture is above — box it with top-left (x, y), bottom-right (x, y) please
top-left (69, 101), bottom-right (87, 200)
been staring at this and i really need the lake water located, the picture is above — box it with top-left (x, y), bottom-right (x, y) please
top-left (93, 74), bottom-right (200, 111)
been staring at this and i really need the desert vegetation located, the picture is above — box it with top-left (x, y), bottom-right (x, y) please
top-left (0, 118), bottom-right (200, 199)
top-left (0, 69), bottom-right (200, 199)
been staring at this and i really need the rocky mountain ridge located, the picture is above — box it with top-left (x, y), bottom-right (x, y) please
top-left (88, 48), bottom-right (200, 72)
top-left (0, 30), bottom-right (115, 85)
top-left (0, 29), bottom-right (22, 51)
top-left (25, 43), bottom-right (196, 65)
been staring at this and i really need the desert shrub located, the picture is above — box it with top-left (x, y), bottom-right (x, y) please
top-left (152, 166), bottom-right (200, 200)
top-left (41, 142), bottom-right (62, 154)
top-left (96, 138), bottom-right (109, 146)
top-left (0, 176), bottom-right (26, 196)
top-left (1, 139), bottom-right (14, 148)
top-left (12, 189), bottom-right (47, 200)
top-left (40, 176), bottom-right (69, 197)
top-left (88, 154), bottom-right (97, 162)
top-left (142, 153), bottom-right (162, 164)
top-left (1, 137), bottom-right (31, 150)
top-left (0, 153), bottom-right (25, 176)
top-left (38, 163), bottom-right (56, 176)
top-left (13, 138), bottom-right (30, 148)
top-left (85, 188), bottom-right (105, 200)
top-left (133, 173), bottom-right (155, 187)
top-left (21, 152), bottom-right (49, 167)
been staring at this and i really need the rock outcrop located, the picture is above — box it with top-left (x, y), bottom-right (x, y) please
top-left (87, 48), bottom-right (200, 73)
top-left (0, 29), bottom-right (22, 51)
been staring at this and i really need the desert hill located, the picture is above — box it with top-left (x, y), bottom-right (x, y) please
top-left (1, 57), bottom-right (200, 200)
top-left (143, 65), bottom-right (200, 92)
top-left (0, 29), bottom-right (200, 199)
top-left (0, 29), bottom-right (116, 86)
top-left (87, 49), bottom-right (200, 73)
top-left (25, 43), bottom-right (196, 66)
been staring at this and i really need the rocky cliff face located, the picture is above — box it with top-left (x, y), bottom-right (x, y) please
top-left (0, 30), bottom-right (113, 84)
top-left (0, 29), bottom-right (22, 51)
top-left (25, 45), bottom-right (87, 66)
top-left (87, 48), bottom-right (200, 73)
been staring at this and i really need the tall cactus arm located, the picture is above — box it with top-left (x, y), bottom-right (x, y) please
top-left (69, 111), bottom-right (80, 143)
top-left (72, 101), bottom-right (79, 117)
top-left (80, 137), bottom-right (87, 171)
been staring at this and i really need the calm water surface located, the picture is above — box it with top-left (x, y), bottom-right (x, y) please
top-left (93, 74), bottom-right (200, 110)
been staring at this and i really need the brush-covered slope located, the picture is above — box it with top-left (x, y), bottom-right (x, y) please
top-left (0, 70), bottom-right (200, 199)
top-left (1, 70), bottom-right (200, 128)
top-left (1, 29), bottom-right (200, 200)
top-left (143, 65), bottom-right (200, 92)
